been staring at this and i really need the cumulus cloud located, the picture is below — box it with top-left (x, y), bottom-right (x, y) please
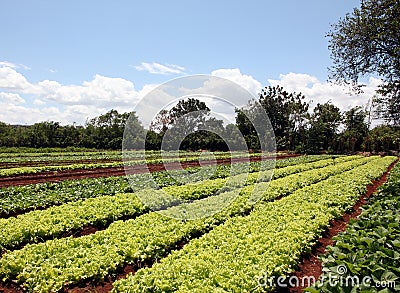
top-left (0, 61), bottom-right (30, 70)
top-left (134, 62), bottom-right (186, 75)
top-left (211, 68), bottom-right (262, 97)
top-left (33, 99), bottom-right (45, 106)
top-left (40, 75), bottom-right (141, 106)
top-left (0, 61), bottom-right (384, 126)
top-left (0, 92), bottom-right (26, 104)
top-left (0, 65), bottom-right (145, 124)
top-left (268, 72), bottom-right (382, 111)
top-left (0, 102), bottom-right (111, 125)
top-left (0, 61), bottom-right (18, 69)
top-left (0, 65), bottom-right (33, 92)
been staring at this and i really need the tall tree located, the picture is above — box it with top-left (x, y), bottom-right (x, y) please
top-left (150, 98), bottom-right (210, 134)
top-left (87, 109), bottom-right (143, 149)
top-left (366, 125), bottom-right (400, 153)
top-left (340, 106), bottom-right (369, 152)
top-left (308, 102), bottom-right (342, 152)
top-left (327, 0), bottom-right (400, 125)
top-left (258, 85), bottom-right (310, 150)
top-left (151, 98), bottom-right (228, 151)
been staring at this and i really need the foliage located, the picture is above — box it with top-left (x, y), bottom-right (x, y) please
top-left (0, 156), bottom-right (338, 250)
top-left (0, 110), bottom-right (145, 150)
top-left (338, 106), bottom-right (369, 152)
top-left (259, 85), bottom-right (310, 150)
top-left (0, 91), bottom-right (398, 153)
top-left (364, 124), bottom-right (400, 153)
top-left (308, 102), bottom-right (342, 153)
top-left (0, 155), bottom-right (330, 215)
top-left (307, 162), bottom-right (400, 292)
top-left (0, 151), bottom-right (260, 177)
top-left (327, 0), bottom-right (400, 125)
top-left (112, 157), bottom-right (395, 292)
top-left (0, 156), bottom-right (374, 291)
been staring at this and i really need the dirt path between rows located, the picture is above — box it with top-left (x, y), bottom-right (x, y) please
top-left (0, 155), bottom-right (298, 187)
top-left (277, 158), bottom-right (398, 293)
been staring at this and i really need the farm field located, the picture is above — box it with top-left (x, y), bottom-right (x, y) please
top-left (0, 150), bottom-right (296, 187)
top-left (0, 151), bottom-right (397, 292)
top-left (1, 0), bottom-right (398, 292)
top-left (306, 162), bottom-right (400, 292)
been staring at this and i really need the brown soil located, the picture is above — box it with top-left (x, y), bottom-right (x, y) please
top-left (0, 282), bottom-right (24, 293)
top-left (277, 158), bottom-right (398, 293)
top-left (0, 155), bottom-right (298, 187)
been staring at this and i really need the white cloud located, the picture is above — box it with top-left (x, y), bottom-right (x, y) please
top-left (0, 66), bottom-right (146, 124)
top-left (0, 62), bottom-right (385, 126)
top-left (18, 64), bottom-right (31, 70)
top-left (211, 68), bottom-right (262, 97)
top-left (0, 92), bottom-right (26, 104)
top-left (0, 66), bottom-right (33, 92)
top-left (0, 102), bottom-right (110, 125)
top-left (40, 75), bottom-right (141, 106)
top-left (33, 99), bottom-right (45, 106)
top-left (0, 61), bottom-right (30, 70)
top-left (134, 62), bottom-right (186, 75)
top-left (0, 61), bottom-right (18, 69)
top-left (268, 72), bottom-right (382, 111)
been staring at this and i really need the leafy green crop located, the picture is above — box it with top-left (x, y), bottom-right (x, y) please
top-left (0, 151), bottom-right (275, 176)
top-left (0, 155), bottom-right (331, 215)
top-left (0, 156), bottom-right (349, 250)
top-left (0, 156), bottom-right (377, 292)
top-left (306, 161), bottom-right (400, 293)
top-left (112, 157), bottom-right (396, 293)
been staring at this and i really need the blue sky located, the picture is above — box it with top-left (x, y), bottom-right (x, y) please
top-left (0, 0), bottom-right (380, 125)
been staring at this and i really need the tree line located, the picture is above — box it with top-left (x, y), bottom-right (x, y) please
top-left (0, 86), bottom-right (398, 154)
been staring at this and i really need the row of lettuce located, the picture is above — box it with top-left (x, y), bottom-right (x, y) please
top-left (111, 156), bottom-right (396, 292)
top-left (0, 156), bottom-right (357, 251)
top-left (306, 162), bottom-right (400, 293)
top-left (0, 150), bottom-right (269, 166)
top-left (0, 151), bottom-right (270, 176)
top-left (0, 150), bottom-right (220, 160)
top-left (0, 156), bottom-right (394, 292)
top-left (0, 155), bottom-right (330, 216)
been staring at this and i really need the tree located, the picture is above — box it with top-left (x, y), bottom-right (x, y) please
top-left (366, 125), bottom-right (400, 153)
top-left (149, 109), bottom-right (170, 134)
top-left (327, 0), bottom-right (400, 125)
top-left (169, 98), bottom-right (210, 124)
top-left (150, 98), bottom-right (221, 151)
top-left (258, 85), bottom-right (310, 150)
top-left (308, 102), bottom-right (342, 152)
top-left (339, 106), bottom-right (368, 152)
top-left (234, 106), bottom-right (260, 150)
top-left (30, 121), bottom-right (60, 148)
top-left (150, 98), bottom-right (211, 134)
top-left (87, 109), bottom-right (144, 149)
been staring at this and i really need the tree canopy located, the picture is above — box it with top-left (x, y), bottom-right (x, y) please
top-left (327, 0), bottom-right (400, 125)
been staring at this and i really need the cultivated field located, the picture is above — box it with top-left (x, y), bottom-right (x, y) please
top-left (0, 150), bottom-right (398, 292)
